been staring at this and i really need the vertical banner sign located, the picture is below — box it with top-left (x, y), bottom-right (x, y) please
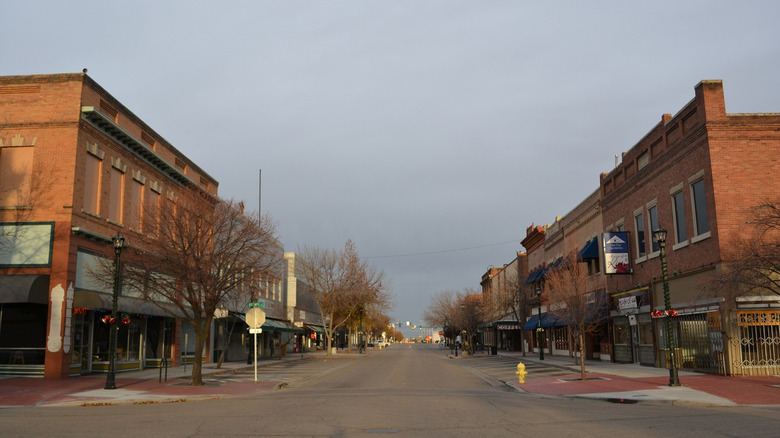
top-left (603, 232), bottom-right (630, 274)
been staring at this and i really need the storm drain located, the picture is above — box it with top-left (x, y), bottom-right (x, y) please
top-left (364, 429), bottom-right (399, 434)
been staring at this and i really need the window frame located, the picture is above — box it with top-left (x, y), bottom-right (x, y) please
top-left (646, 200), bottom-right (660, 257)
top-left (689, 171), bottom-right (711, 243)
top-left (670, 183), bottom-right (689, 250)
top-left (634, 207), bottom-right (647, 262)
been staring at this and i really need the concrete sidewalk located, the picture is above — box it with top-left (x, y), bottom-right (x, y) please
top-left (3, 349), bottom-right (779, 408)
top-left (495, 351), bottom-right (780, 406)
top-left (0, 352), bottom-right (335, 408)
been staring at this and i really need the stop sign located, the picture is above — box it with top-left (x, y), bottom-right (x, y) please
top-left (245, 308), bottom-right (266, 329)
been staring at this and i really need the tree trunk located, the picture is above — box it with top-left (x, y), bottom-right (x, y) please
top-left (325, 326), bottom-right (333, 357)
top-left (579, 331), bottom-right (586, 381)
top-left (190, 322), bottom-right (210, 386)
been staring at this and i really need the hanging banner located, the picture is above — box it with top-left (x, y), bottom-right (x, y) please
top-left (603, 232), bottom-right (630, 274)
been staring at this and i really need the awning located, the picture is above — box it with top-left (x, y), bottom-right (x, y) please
top-left (304, 324), bottom-right (325, 335)
top-left (525, 267), bottom-right (545, 284)
top-left (0, 275), bottom-right (50, 304)
top-left (522, 313), bottom-right (561, 330)
top-left (578, 238), bottom-right (600, 260)
top-left (262, 318), bottom-right (304, 333)
top-left (73, 290), bottom-right (184, 318)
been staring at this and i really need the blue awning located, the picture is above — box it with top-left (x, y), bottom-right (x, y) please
top-left (525, 267), bottom-right (545, 284)
top-left (578, 238), bottom-right (600, 260)
top-left (522, 313), bottom-right (560, 330)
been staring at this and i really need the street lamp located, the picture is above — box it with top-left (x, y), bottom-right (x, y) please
top-left (536, 286), bottom-right (544, 360)
top-left (653, 227), bottom-right (680, 387)
top-left (105, 234), bottom-right (125, 390)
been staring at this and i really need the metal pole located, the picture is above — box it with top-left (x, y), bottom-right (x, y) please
top-left (105, 236), bottom-right (123, 390)
top-left (537, 287), bottom-right (545, 361)
top-left (658, 236), bottom-right (680, 386)
top-left (253, 330), bottom-right (258, 382)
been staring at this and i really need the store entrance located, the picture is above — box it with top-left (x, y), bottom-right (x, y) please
top-left (71, 311), bottom-right (93, 374)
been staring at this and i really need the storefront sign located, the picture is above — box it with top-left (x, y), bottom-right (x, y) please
top-left (497, 324), bottom-right (521, 330)
top-left (618, 296), bottom-right (637, 310)
top-left (603, 232), bottom-right (630, 274)
top-left (737, 310), bottom-right (780, 326)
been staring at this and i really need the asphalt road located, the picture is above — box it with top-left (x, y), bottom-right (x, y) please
top-left (2, 344), bottom-right (779, 437)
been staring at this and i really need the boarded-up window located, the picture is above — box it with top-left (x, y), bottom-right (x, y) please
top-left (109, 167), bottom-right (124, 223)
top-left (83, 153), bottom-right (102, 214)
top-left (0, 147), bottom-right (33, 206)
top-left (126, 179), bottom-right (143, 231)
top-left (147, 188), bottom-right (160, 235)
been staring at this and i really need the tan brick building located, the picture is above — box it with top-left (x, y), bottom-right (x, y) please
top-left (599, 80), bottom-right (780, 375)
top-left (0, 73), bottom-right (218, 378)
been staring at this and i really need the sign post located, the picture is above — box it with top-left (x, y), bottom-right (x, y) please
top-left (245, 307), bottom-right (266, 382)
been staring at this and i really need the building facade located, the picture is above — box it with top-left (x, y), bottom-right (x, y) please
top-left (539, 189), bottom-right (607, 361)
top-left (600, 80), bottom-right (780, 375)
top-left (0, 73), bottom-right (218, 378)
top-left (484, 80), bottom-right (778, 376)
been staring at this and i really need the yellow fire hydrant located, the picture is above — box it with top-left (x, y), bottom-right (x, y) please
top-left (515, 362), bottom-right (528, 384)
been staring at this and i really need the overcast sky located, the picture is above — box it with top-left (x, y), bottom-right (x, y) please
top-left (3, 1), bottom-right (779, 332)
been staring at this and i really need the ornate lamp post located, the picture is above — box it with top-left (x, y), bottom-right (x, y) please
top-left (653, 228), bottom-right (680, 387)
top-left (536, 286), bottom-right (544, 360)
top-left (105, 234), bottom-right (125, 390)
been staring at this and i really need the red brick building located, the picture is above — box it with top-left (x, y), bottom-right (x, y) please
top-left (599, 80), bottom-right (780, 375)
top-left (0, 73), bottom-right (218, 378)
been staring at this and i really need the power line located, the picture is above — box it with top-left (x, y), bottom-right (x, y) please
top-left (365, 240), bottom-right (518, 259)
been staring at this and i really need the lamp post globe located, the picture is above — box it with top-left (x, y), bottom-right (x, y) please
top-left (105, 234), bottom-right (125, 390)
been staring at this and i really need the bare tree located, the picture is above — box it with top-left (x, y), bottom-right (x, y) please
top-left (710, 201), bottom-right (780, 299)
top-left (455, 291), bottom-right (484, 355)
top-left (543, 251), bottom-right (607, 380)
top-left (423, 288), bottom-right (485, 354)
top-left (422, 290), bottom-right (460, 342)
top-left (119, 192), bottom-right (282, 385)
top-left (297, 240), bottom-right (387, 357)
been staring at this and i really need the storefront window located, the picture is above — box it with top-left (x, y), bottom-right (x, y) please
top-left (93, 314), bottom-right (110, 361)
top-left (92, 313), bottom-right (143, 362)
top-left (613, 317), bottom-right (628, 344)
top-left (145, 316), bottom-right (173, 359)
top-left (638, 313), bottom-right (654, 345)
top-left (118, 318), bottom-right (142, 361)
top-left (0, 303), bottom-right (47, 365)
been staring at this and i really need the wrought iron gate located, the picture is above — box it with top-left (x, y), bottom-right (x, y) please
top-left (730, 310), bottom-right (780, 376)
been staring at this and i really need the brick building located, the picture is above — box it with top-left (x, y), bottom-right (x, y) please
top-left (599, 80), bottom-right (780, 375)
top-left (480, 252), bottom-right (527, 353)
top-left (0, 73), bottom-right (218, 378)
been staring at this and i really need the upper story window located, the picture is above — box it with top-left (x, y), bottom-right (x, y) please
top-left (647, 203), bottom-right (659, 253)
top-left (689, 171), bottom-right (711, 242)
top-left (691, 179), bottom-right (709, 235)
top-left (637, 151), bottom-right (649, 171)
top-left (0, 146), bottom-right (33, 207)
top-left (108, 159), bottom-right (126, 224)
top-left (671, 185), bottom-right (688, 245)
top-left (634, 210), bottom-right (646, 259)
top-left (83, 143), bottom-right (105, 215)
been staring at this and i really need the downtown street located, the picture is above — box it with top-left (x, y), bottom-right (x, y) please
top-left (1, 344), bottom-right (779, 437)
